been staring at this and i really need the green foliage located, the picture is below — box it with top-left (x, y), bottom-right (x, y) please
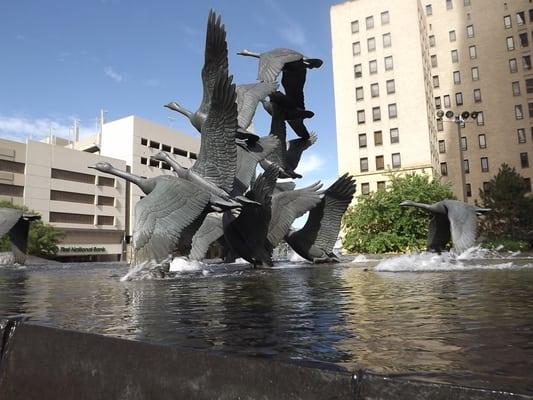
top-left (479, 164), bottom-right (533, 244)
top-left (482, 238), bottom-right (529, 252)
top-left (0, 200), bottom-right (64, 257)
top-left (342, 173), bottom-right (454, 253)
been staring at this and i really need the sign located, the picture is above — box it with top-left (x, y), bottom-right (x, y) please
top-left (59, 246), bottom-right (107, 254)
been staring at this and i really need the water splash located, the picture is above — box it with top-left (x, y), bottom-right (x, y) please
top-left (351, 254), bottom-right (369, 263)
top-left (169, 257), bottom-right (205, 273)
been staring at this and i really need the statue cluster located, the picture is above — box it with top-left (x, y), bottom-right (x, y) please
top-left (90, 10), bottom-right (356, 271)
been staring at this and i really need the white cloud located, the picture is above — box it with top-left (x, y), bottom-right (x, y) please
top-left (104, 66), bottom-right (124, 83)
top-left (296, 153), bottom-right (325, 175)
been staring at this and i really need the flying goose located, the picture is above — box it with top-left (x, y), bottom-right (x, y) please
top-left (0, 208), bottom-right (40, 264)
top-left (236, 82), bottom-right (278, 131)
top-left (400, 199), bottom-right (490, 254)
top-left (286, 174), bottom-right (356, 263)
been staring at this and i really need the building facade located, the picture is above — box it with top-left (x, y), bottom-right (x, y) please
top-left (331, 0), bottom-right (533, 202)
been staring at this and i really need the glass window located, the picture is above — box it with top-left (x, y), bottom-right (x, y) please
top-left (471, 67), bottom-right (479, 81)
top-left (356, 86), bottom-right (364, 101)
top-left (392, 153), bottom-right (401, 168)
top-left (376, 155), bottom-right (385, 170)
top-left (351, 20), bottom-right (359, 33)
top-left (461, 136), bottom-right (468, 151)
top-left (517, 11), bottom-right (526, 25)
top-left (453, 70), bottom-right (461, 84)
top-left (509, 58), bottom-right (518, 73)
top-left (446, 0), bottom-right (453, 10)
top-left (464, 0), bottom-right (471, 5)
top-left (519, 32), bottom-right (529, 48)
top-left (469, 45), bottom-right (477, 59)
top-left (357, 110), bottom-right (366, 124)
top-left (383, 33), bottom-right (392, 48)
top-left (444, 95), bottom-right (451, 108)
top-left (381, 11), bottom-right (390, 25)
top-left (504, 15), bottom-right (512, 28)
top-left (431, 55), bottom-right (438, 67)
top-left (368, 37), bottom-right (376, 51)
top-left (371, 82), bottom-right (379, 97)
top-left (466, 25), bottom-right (474, 38)
top-left (360, 158), bottom-right (369, 172)
top-left (377, 181), bottom-right (386, 191)
top-left (463, 159), bottom-right (470, 174)
top-left (437, 119), bottom-right (444, 131)
top-left (449, 30), bottom-right (456, 42)
top-left (372, 106), bottom-right (381, 121)
top-left (426, 4), bottom-right (433, 15)
top-left (353, 42), bottom-right (361, 55)
top-left (386, 79), bottom-right (395, 94)
top-left (433, 75), bottom-right (440, 88)
top-left (512, 81), bottom-right (521, 96)
top-left (477, 111), bottom-right (484, 125)
top-left (530, 9), bottom-right (533, 22)
top-left (520, 152), bottom-right (529, 168)
top-left (527, 78), bottom-right (533, 93)
top-left (390, 128), bottom-right (399, 143)
top-left (354, 64), bottom-right (362, 78)
top-left (478, 134), bottom-right (486, 148)
top-left (429, 35), bottom-right (436, 47)
top-left (456, 92), bottom-right (463, 105)
top-left (440, 162), bottom-right (448, 176)
top-left (369, 59), bottom-right (378, 74)
top-left (529, 102), bottom-right (533, 118)
top-left (516, 104), bottom-right (524, 119)
top-left (507, 36), bottom-right (515, 51)
top-left (523, 55), bottom-right (532, 70)
top-left (366, 16), bottom-right (374, 29)
top-left (481, 157), bottom-right (489, 172)
top-left (525, 178), bottom-right (532, 192)
top-left (359, 133), bottom-right (367, 147)
top-left (518, 128), bottom-right (526, 144)
top-left (439, 140), bottom-right (446, 153)
top-left (466, 183), bottom-right (472, 197)
top-left (451, 49), bottom-right (459, 63)
top-left (388, 103), bottom-right (398, 118)
top-left (384, 56), bottom-right (393, 70)
top-left (435, 96), bottom-right (442, 109)
top-left (482, 182), bottom-right (490, 192)
top-left (474, 88), bottom-right (481, 102)
top-left (361, 183), bottom-right (370, 195)
top-left (374, 131), bottom-right (383, 146)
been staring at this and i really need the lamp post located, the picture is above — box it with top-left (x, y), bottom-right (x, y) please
top-left (436, 109), bottom-right (480, 202)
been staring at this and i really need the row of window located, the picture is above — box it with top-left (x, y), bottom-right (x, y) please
top-left (50, 190), bottom-right (115, 206)
top-left (354, 56), bottom-right (393, 79)
top-left (49, 212), bottom-right (115, 226)
top-left (506, 33), bottom-right (532, 51)
top-left (357, 104), bottom-right (398, 124)
top-left (503, 10), bottom-right (533, 29)
top-left (358, 129), bottom-right (400, 148)
top-left (356, 80), bottom-right (395, 101)
top-left (351, 11), bottom-right (390, 33)
top-left (426, 1), bottom-right (472, 16)
top-left (509, 56), bottom-right (532, 73)
top-left (514, 103), bottom-right (533, 120)
top-left (360, 153), bottom-right (402, 172)
top-left (435, 90), bottom-right (483, 110)
top-left (140, 137), bottom-right (197, 160)
top-left (438, 134), bottom-right (487, 154)
top-left (512, 79), bottom-right (533, 97)
top-left (360, 181), bottom-right (387, 195)
top-left (352, 33), bottom-right (392, 56)
top-left (471, 179), bottom-right (532, 196)
top-left (432, 67), bottom-right (479, 88)
top-left (51, 168), bottom-right (115, 187)
top-left (440, 153), bottom-right (530, 178)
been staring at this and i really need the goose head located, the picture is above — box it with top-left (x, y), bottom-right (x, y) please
top-left (237, 49), bottom-right (260, 58)
top-left (88, 162), bottom-right (114, 173)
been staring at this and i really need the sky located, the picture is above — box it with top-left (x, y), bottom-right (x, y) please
top-left (0, 0), bottom-right (341, 189)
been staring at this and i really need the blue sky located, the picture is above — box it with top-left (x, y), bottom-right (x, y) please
top-left (0, 0), bottom-right (340, 188)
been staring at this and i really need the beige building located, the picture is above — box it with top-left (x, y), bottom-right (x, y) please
top-left (331, 0), bottom-right (533, 202)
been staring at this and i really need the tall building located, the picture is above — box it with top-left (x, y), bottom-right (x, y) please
top-left (331, 0), bottom-right (533, 202)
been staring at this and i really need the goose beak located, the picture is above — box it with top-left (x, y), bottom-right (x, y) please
top-left (88, 164), bottom-right (97, 169)
top-left (164, 102), bottom-right (178, 111)
top-left (399, 201), bottom-right (410, 207)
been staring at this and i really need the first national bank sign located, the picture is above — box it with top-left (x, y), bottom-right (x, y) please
top-left (59, 246), bottom-right (107, 254)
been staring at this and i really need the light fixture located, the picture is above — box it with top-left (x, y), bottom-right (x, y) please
top-left (445, 110), bottom-right (455, 119)
top-left (436, 110), bottom-right (444, 119)
top-left (461, 111), bottom-right (470, 119)
top-left (470, 111), bottom-right (479, 119)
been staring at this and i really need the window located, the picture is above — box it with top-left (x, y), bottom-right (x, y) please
top-left (0, 159), bottom-right (24, 174)
top-left (455, 92), bottom-right (463, 105)
top-left (149, 140), bottom-right (160, 149)
top-left (446, 0), bottom-right (453, 10)
top-left (359, 133), bottom-right (367, 148)
top-left (431, 55), bottom-right (438, 67)
top-left (371, 82), bottom-right (379, 97)
top-left (510, 58), bottom-right (518, 73)
top-left (529, 102), bottom-right (533, 118)
top-left (353, 42), bottom-right (361, 55)
top-left (525, 178), bottom-right (532, 192)
top-left (449, 30), bottom-right (456, 42)
top-left (173, 147), bottom-right (187, 157)
top-left (433, 75), bottom-right (440, 88)
top-left (512, 81), bottom-right (521, 96)
top-left (429, 35), bottom-right (436, 47)
top-left (478, 134), bottom-right (487, 148)
top-left (464, 0), bottom-right (471, 5)
top-left (354, 64), bottom-right (362, 78)
top-left (477, 111), bottom-right (484, 125)
top-left (520, 152), bottom-right (529, 168)
top-left (463, 160), bottom-right (470, 174)
top-left (97, 195), bottom-right (115, 206)
top-left (360, 157), bottom-right (369, 172)
top-left (361, 183), bottom-right (370, 195)
top-left (351, 20), bottom-right (359, 33)
top-left (466, 25), bottom-right (474, 38)
top-left (390, 128), bottom-right (399, 143)
top-left (357, 110), bottom-right (365, 124)
top-left (372, 106), bottom-right (381, 121)
top-left (482, 182), bottom-right (490, 192)
top-left (444, 95), bottom-right (451, 108)
top-left (141, 138), bottom-right (148, 146)
top-left (366, 16), bottom-right (374, 29)
top-left (377, 181), bottom-right (386, 191)
top-left (518, 128), bottom-right (527, 143)
top-left (507, 36), bottom-right (515, 51)
top-left (356, 86), bottom-right (364, 101)
top-left (50, 190), bottom-right (94, 204)
top-left (149, 159), bottom-right (159, 167)
top-left (481, 157), bottom-right (489, 172)
top-left (369, 59), bottom-right (378, 74)
top-left (392, 153), bottom-right (401, 168)
top-left (451, 50), bottom-right (459, 63)
top-left (523, 55), bottom-right (532, 70)
top-left (516, 104), bottom-right (524, 119)
top-left (471, 67), bottom-right (479, 81)
top-left (381, 11), bottom-right (390, 25)
top-left (437, 119), bottom-right (444, 131)
top-left (383, 33), bottom-right (392, 48)
top-left (0, 184), bottom-right (23, 197)
top-left (473, 88), bottom-right (482, 103)
top-left (468, 45), bottom-right (477, 59)
top-left (504, 15), bottom-right (512, 28)
top-left (526, 78), bottom-right (533, 93)
top-left (466, 183), bottom-right (472, 197)
top-left (530, 9), bottom-right (533, 22)
top-left (426, 4), bottom-right (432, 15)
top-left (51, 168), bottom-right (95, 184)
top-left (141, 157), bottom-right (148, 165)
top-left (519, 32), bottom-right (529, 48)
top-left (376, 155), bottom-right (385, 170)
top-left (439, 140), bottom-right (446, 153)
top-left (374, 130), bottom-right (383, 145)
top-left (368, 37), bottom-right (376, 51)
top-left (440, 162), bottom-right (448, 176)
top-left (453, 71), bottom-right (461, 84)
top-left (461, 136), bottom-right (468, 151)
top-left (384, 56), bottom-right (394, 70)
top-left (386, 79), bottom-right (395, 94)
top-left (435, 96), bottom-right (442, 109)
top-left (388, 103), bottom-right (398, 118)
top-left (49, 212), bottom-right (94, 225)
top-left (517, 11), bottom-right (526, 25)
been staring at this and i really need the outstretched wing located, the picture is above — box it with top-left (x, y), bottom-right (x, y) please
top-left (446, 200), bottom-right (479, 254)
top-left (268, 182), bottom-right (324, 248)
top-left (198, 10), bottom-right (228, 116)
top-left (294, 174), bottom-right (356, 254)
top-left (189, 212), bottom-right (224, 261)
top-left (191, 73), bottom-right (238, 193)
top-left (258, 48), bottom-right (302, 83)
top-left (132, 176), bottom-right (210, 264)
top-left (236, 82), bottom-right (278, 129)
top-left (286, 132), bottom-right (317, 172)
top-left (0, 208), bottom-right (23, 237)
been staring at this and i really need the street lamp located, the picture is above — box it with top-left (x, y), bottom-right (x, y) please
top-left (436, 109), bottom-right (481, 202)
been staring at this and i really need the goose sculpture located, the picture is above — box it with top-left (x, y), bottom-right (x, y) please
top-left (0, 208), bottom-right (40, 264)
top-left (400, 199), bottom-right (490, 254)
top-left (286, 174), bottom-right (356, 263)
top-left (236, 82), bottom-right (278, 131)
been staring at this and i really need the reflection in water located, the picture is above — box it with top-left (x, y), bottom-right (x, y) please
top-left (0, 262), bottom-right (532, 394)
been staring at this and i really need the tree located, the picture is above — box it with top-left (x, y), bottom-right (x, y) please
top-left (342, 173), bottom-right (454, 253)
top-left (0, 200), bottom-right (64, 257)
top-left (479, 163), bottom-right (533, 242)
